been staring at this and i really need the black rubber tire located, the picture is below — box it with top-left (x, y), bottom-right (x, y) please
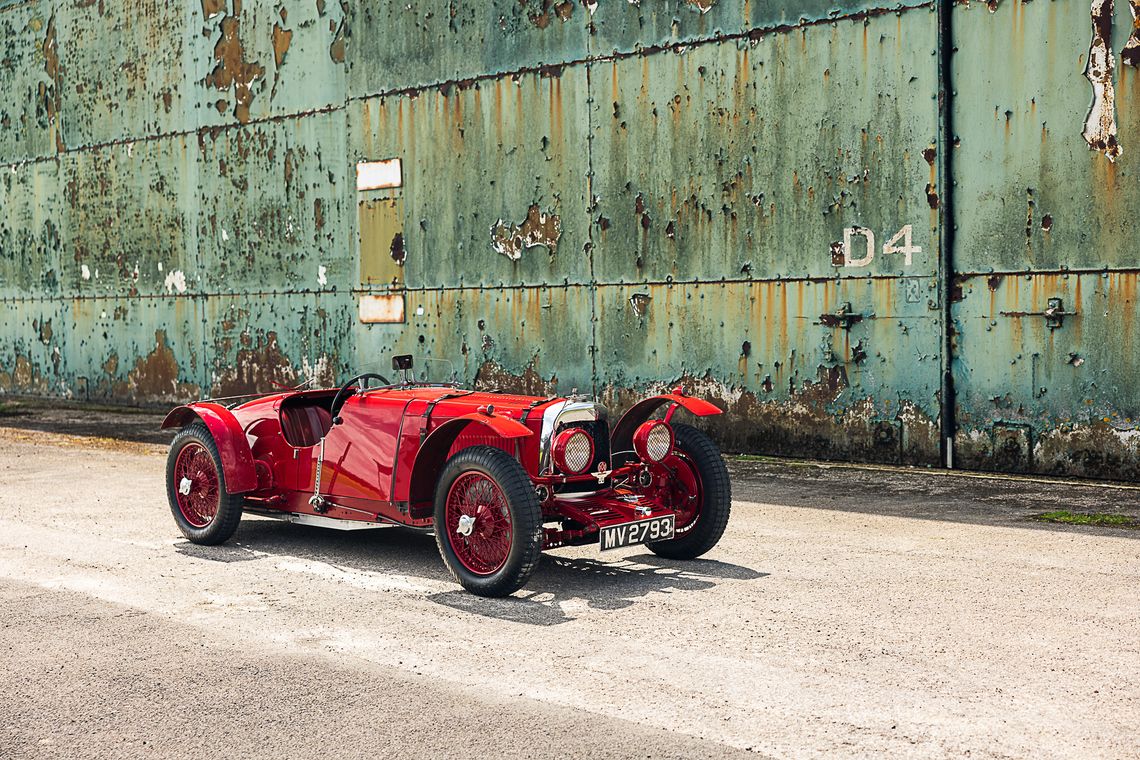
top-left (166, 422), bottom-right (243, 545)
top-left (647, 423), bottom-right (732, 560)
top-left (433, 446), bottom-right (543, 597)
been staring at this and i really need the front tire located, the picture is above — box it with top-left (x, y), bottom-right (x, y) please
top-left (166, 422), bottom-right (242, 545)
top-left (647, 423), bottom-right (731, 560)
top-left (433, 446), bottom-right (543, 597)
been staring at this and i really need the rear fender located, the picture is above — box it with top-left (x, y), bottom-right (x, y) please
top-left (161, 403), bottom-right (258, 494)
top-left (400, 412), bottom-right (533, 507)
top-left (610, 391), bottom-right (723, 456)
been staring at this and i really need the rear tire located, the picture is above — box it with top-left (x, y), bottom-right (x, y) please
top-left (166, 422), bottom-right (242, 545)
top-left (433, 446), bottom-right (543, 597)
top-left (647, 423), bottom-right (731, 560)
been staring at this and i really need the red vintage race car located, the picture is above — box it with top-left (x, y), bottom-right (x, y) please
top-left (161, 355), bottom-right (731, 597)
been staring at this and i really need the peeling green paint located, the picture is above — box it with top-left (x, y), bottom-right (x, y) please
top-left (1, 0), bottom-right (1139, 480)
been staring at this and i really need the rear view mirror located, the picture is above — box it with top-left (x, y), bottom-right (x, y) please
top-left (392, 354), bottom-right (413, 372)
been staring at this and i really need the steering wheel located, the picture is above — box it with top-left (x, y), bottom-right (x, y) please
top-left (330, 372), bottom-right (391, 423)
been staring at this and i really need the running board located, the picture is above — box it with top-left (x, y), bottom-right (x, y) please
top-left (251, 510), bottom-right (394, 531)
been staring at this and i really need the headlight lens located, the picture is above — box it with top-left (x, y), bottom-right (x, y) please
top-left (633, 420), bottom-right (674, 463)
top-left (552, 429), bottom-right (594, 475)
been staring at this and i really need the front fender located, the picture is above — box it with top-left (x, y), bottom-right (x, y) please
top-left (400, 412), bottom-right (533, 506)
top-left (161, 403), bottom-right (258, 494)
top-left (610, 391), bottom-right (723, 455)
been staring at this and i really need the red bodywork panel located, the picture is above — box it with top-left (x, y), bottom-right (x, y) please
top-left (161, 403), bottom-right (258, 494)
top-left (163, 384), bottom-right (718, 545)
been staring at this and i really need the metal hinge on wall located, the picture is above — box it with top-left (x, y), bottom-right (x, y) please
top-left (999, 297), bottom-right (1076, 329)
top-left (818, 302), bottom-right (864, 329)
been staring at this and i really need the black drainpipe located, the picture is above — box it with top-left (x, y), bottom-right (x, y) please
top-left (937, 0), bottom-right (957, 469)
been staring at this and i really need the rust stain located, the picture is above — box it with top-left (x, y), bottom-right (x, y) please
top-left (129, 331), bottom-right (200, 400)
top-left (490, 205), bottom-right (562, 261)
top-left (1034, 421), bottom-right (1140, 480)
top-left (204, 5), bottom-right (266, 124)
top-left (527, 0), bottom-right (574, 28)
top-left (684, 0), bottom-right (717, 13)
top-left (211, 330), bottom-right (297, 397)
top-left (1083, 0), bottom-right (1121, 160)
top-left (629, 292), bottom-right (652, 317)
top-left (201, 0), bottom-right (226, 18)
top-left (1124, 1), bottom-right (1140, 66)
top-left (313, 197), bottom-right (325, 230)
top-left (272, 23), bottom-right (293, 69)
top-left (634, 192), bottom-right (652, 230)
top-left (605, 373), bottom-right (937, 465)
top-left (925, 183), bottom-right (940, 209)
top-left (41, 13), bottom-right (62, 152)
top-left (3, 355), bottom-right (39, 391)
top-left (830, 240), bottom-right (845, 267)
top-left (329, 4), bottom-right (347, 64)
top-left (473, 359), bottom-right (557, 396)
top-left (390, 232), bottom-right (406, 265)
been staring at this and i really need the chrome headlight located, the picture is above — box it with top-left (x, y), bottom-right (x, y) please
top-left (539, 400), bottom-right (606, 474)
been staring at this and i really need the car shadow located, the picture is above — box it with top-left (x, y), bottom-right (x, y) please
top-left (181, 517), bottom-right (767, 626)
top-left (430, 554), bottom-right (769, 626)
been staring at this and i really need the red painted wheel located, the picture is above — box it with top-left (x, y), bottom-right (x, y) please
top-left (644, 423), bottom-right (731, 560)
top-left (166, 422), bottom-right (243, 545)
top-left (173, 442), bottom-right (220, 528)
top-left (444, 472), bottom-right (513, 575)
top-left (433, 446), bottom-right (543, 597)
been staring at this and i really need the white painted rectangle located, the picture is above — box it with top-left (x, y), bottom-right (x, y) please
top-left (356, 158), bottom-right (403, 191)
top-left (358, 294), bottom-right (405, 324)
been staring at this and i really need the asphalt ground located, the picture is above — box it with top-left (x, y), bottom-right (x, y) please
top-left (0, 408), bottom-right (1137, 759)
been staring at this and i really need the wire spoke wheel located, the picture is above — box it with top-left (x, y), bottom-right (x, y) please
top-left (166, 423), bottom-right (242, 545)
top-left (433, 446), bottom-right (542, 597)
top-left (173, 442), bottom-right (221, 528)
top-left (445, 472), bottom-right (514, 575)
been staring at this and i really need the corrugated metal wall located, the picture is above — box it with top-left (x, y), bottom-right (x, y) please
top-left (1, 0), bottom-right (1138, 480)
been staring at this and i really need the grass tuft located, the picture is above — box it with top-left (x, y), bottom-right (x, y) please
top-left (1034, 510), bottom-right (1138, 528)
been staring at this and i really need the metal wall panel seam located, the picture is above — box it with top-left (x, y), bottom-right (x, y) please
top-left (0, 274), bottom-right (945, 305)
top-left (937, 0), bottom-right (956, 468)
top-left (0, 102), bottom-right (347, 171)
top-left (347, 3), bottom-right (936, 104)
top-left (585, 33), bottom-right (599, 398)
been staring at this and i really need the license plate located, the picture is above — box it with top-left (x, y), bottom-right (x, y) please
top-left (599, 514), bottom-right (675, 551)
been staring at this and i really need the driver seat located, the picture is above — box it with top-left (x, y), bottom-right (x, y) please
top-left (280, 403), bottom-right (332, 448)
